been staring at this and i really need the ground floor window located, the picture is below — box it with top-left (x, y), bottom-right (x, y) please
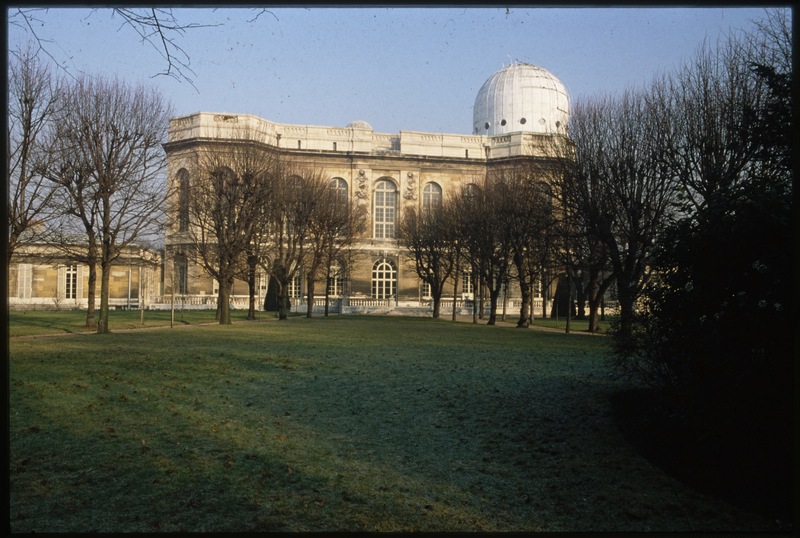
top-left (64, 264), bottom-right (78, 299)
top-left (17, 263), bottom-right (32, 299)
top-left (327, 262), bottom-right (347, 297)
top-left (289, 273), bottom-right (302, 299)
top-left (422, 281), bottom-right (431, 299)
top-left (372, 259), bottom-right (396, 299)
top-left (462, 271), bottom-right (474, 297)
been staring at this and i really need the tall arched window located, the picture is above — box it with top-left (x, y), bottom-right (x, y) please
top-left (372, 258), bottom-right (396, 299)
top-left (330, 177), bottom-right (348, 207)
top-left (422, 182), bottom-right (442, 215)
top-left (374, 179), bottom-right (397, 239)
top-left (177, 169), bottom-right (190, 232)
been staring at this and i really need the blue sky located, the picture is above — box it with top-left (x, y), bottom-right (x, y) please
top-left (7, 6), bottom-right (775, 134)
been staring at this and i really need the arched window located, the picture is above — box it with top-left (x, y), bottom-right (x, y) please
top-left (330, 177), bottom-right (348, 207)
top-left (374, 179), bottom-right (397, 239)
top-left (422, 182), bottom-right (442, 215)
top-left (177, 169), bottom-right (190, 232)
top-left (372, 258), bottom-right (396, 299)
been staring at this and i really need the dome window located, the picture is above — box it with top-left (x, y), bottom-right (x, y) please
top-left (500, 119), bottom-right (507, 126)
top-left (484, 122), bottom-right (490, 130)
top-left (519, 118), bottom-right (527, 125)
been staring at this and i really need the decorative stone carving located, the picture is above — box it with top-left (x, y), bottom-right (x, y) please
top-left (356, 172), bottom-right (369, 205)
top-left (403, 173), bottom-right (417, 200)
top-left (213, 114), bottom-right (238, 123)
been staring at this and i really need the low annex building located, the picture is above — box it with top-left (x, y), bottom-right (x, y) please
top-left (8, 230), bottom-right (161, 311)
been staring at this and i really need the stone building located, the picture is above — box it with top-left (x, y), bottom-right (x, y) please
top-left (162, 61), bottom-right (571, 315)
top-left (8, 234), bottom-right (161, 311)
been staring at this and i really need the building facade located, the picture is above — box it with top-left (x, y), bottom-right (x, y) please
top-left (8, 238), bottom-right (161, 311)
top-left (162, 61), bottom-right (570, 314)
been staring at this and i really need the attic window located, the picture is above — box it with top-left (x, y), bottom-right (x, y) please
top-left (500, 119), bottom-right (507, 126)
top-left (484, 122), bottom-right (490, 130)
top-left (520, 118), bottom-right (527, 125)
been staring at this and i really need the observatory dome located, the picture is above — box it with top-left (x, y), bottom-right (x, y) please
top-left (346, 120), bottom-right (373, 130)
top-left (473, 62), bottom-right (569, 135)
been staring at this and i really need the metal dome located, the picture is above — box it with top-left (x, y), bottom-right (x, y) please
top-left (346, 120), bottom-right (373, 130)
top-left (473, 61), bottom-right (569, 135)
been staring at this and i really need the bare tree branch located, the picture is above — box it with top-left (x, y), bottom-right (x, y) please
top-left (9, 7), bottom-right (222, 89)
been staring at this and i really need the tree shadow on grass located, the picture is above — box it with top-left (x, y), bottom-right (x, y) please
top-left (610, 388), bottom-right (793, 531)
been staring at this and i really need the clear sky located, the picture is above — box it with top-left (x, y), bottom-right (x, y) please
top-left (7, 5), bottom-right (776, 135)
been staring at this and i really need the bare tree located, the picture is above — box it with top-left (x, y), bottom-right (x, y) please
top-left (656, 35), bottom-right (768, 217)
top-left (7, 42), bottom-right (62, 264)
top-left (555, 89), bottom-right (678, 337)
top-left (303, 175), bottom-right (367, 318)
top-left (490, 159), bottom-right (563, 328)
top-left (262, 166), bottom-right (321, 320)
top-left (49, 74), bottom-right (172, 333)
top-left (187, 133), bottom-right (278, 324)
top-left (397, 198), bottom-right (458, 319)
top-left (453, 179), bottom-right (514, 325)
top-left (42, 149), bottom-right (101, 328)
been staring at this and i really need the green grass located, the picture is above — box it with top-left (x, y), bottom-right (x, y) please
top-left (9, 316), bottom-right (774, 532)
top-left (8, 308), bottom-right (279, 337)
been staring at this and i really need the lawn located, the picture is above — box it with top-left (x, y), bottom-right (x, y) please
top-left (8, 315), bottom-right (777, 532)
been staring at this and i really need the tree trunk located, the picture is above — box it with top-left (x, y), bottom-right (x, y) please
top-left (487, 286), bottom-right (501, 325)
top-left (324, 270), bottom-right (331, 317)
top-left (306, 274), bottom-right (315, 318)
top-left (247, 255), bottom-right (257, 320)
top-left (277, 280), bottom-right (290, 320)
top-left (586, 274), bottom-right (613, 333)
top-left (431, 286), bottom-right (441, 319)
top-left (85, 262), bottom-right (98, 329)
top-left (217, 278), bottom-right (232, 325)
top-left (616, 280), bottom-right (638, 340)
top-left (97, 258), bottom-right (111, 334)
top-left (452, 269), bottom-right (459, 322)
top-left (517, 275), bottom-right (530, 328)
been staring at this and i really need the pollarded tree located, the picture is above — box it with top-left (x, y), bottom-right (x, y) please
top-left (397, 197), bottom-right (458, 319)
top-left (303, 175), bottom-right (367, 318)
top-left (48, 74), bottom-right (172, 333)
top-left (187, 132), bottom-right (278, 324)
top-left (264, 166), bottom-right (321, 320)
top-left (453, 178), bottom-right (514, 325)
top-left (490, 160), bottom-right (562, 328)
top-left (555, 89), bottom-right (678, 339)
